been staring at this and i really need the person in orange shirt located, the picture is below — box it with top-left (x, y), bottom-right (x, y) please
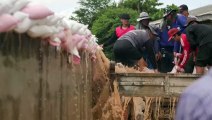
top-left (103, 13), bottom-right (135, 48)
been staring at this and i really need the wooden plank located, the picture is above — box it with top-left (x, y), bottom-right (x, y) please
top-left (116, 73), bottom-right (201, 97)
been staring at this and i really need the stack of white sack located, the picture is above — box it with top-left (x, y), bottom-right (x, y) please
top-left (0, 0), bottom-right (100, 64)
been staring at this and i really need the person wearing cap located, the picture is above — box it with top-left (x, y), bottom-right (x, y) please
top-left (113, 30), bottom-right (158, 72)
top-left (136, 12), bottom-right (152, 30)
top-left (168, 28), bottom-right (191, 73)
top-left (185, 16), bottom-right (199, 27)
top-left (102, 13), bottom-right (135, 48)
top-left (185, 17), bottom-right (212, 74)
top-left (157, 9), bottom-right (178, 73)
top-left (178, 16), bottom-right (200, 73)
top-left (136, 12), bottom-right (161, 69)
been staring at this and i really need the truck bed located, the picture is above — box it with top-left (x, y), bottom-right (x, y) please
top-left (114, 73), bottom-right (201, 97)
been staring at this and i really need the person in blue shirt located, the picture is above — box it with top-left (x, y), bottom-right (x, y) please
top-left (157, 9), bottom-right (178, 73)
top-left (174, 4), bottom-right (189, 55)
top-left (158, 6), bottom-right (190, 73)
top-left (177, 4), bottom-right (189, 30)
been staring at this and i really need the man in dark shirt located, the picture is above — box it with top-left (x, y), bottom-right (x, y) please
top-left (185, 18), bottom-right (212, 74)
top-left (158, 9), bottom-right (177, 73)
top-left (113, 30), bottom-right (158, 72)
top-left (136, 12), bottom-right (160, 69)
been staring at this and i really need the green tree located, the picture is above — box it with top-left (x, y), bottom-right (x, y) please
top-left (91, 8), bottom-right (138, 59)
top-left (71, 0), bottom-right (113, 28)
top-left (164, 4), bottom-right (179, 12)
top-left (118, 0), bottom-right (163, 20)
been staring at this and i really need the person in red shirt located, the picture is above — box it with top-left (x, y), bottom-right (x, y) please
top-left (168, 28), bottom-right (191, 72)
top-left (103, 13), bottom-right (135, 47)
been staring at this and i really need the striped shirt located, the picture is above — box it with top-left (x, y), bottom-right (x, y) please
top-left (178, 34), bottom-right (191, 69)
top-left (176, 68), bottom-right (212, 120)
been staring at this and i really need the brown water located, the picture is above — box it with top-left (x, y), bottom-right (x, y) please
top-left (94, 82), bottom-right (178, 120)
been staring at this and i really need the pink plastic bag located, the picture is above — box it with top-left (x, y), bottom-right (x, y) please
top-left (0, 14), bottom-right (19, 32)
top-left (71, 55), bottom-right (81, 64)
top-left (72, 34), bottom-right (89, 50)
top-left (48, 37), bottom-right (61, 47)
top-left (21, 3), bottom-right (54, 19)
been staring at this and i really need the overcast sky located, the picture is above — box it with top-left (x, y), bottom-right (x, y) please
top-left (32, 0), bottom-right (212, 14)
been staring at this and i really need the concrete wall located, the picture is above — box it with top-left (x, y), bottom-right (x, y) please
top-left (0, 32), bottom-right (92, 120)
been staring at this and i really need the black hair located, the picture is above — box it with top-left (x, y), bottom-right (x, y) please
top-left (119, 13), bottom-right (130, 20)
top-left (179, 4), bottom-right (188, 12)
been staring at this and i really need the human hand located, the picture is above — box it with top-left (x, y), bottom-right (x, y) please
top-left (156, 52), bottom-right (162, 61)
top-left (193, 55), bottom-right (196, 62)
top-left (175, 53), bottom-right (182, 58)
top-left (173, 57), bottom-right (179, 65)
top-left (176, 66), bottom-right (184, 73)
top-left (154, 69), bottom-right (159, 73)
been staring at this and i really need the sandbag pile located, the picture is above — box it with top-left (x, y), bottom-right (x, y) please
top-left (0, 0), bottom-right (100, 64)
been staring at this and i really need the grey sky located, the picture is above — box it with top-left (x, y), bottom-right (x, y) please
top-left (32, 0), bottom-right (212, 14)
top-left (158, 0), bottom-right (212, 10)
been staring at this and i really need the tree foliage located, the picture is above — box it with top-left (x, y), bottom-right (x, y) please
top-left (71, 0), bottom-right (113, 27)
top-left (164, 4), bottom-right (179, 12)
top-left (118, 0), bottom-right (163, 20)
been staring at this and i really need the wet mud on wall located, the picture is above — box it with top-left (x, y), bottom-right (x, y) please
top-left (0, 32), bottom-right (92, 120)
